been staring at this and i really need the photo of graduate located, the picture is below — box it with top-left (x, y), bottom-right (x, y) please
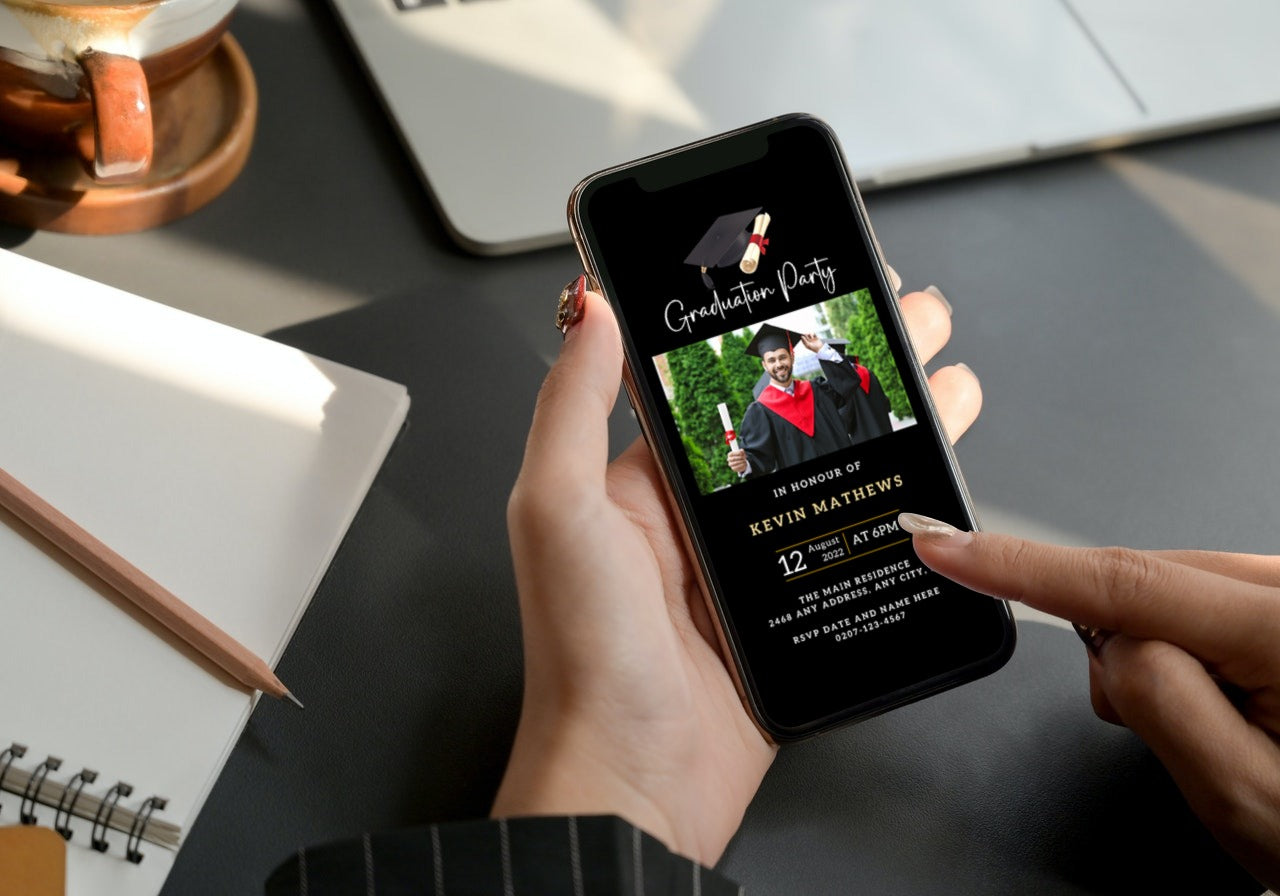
top-left (727, 321), bottom-right (869, 480)
top-left (653, 295), bottom-right (911, 495)
top-left (748, 337), bottom-right (893, 444)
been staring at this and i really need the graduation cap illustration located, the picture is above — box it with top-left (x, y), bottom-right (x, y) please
top-left (684, 207), bottom-right (769, 289)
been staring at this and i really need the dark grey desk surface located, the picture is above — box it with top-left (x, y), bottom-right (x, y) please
top-left (7, 2), bottom-right (1280, 894)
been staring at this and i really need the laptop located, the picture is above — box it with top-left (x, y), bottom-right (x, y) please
top-left (327, 0), bottom-right (1280, 255)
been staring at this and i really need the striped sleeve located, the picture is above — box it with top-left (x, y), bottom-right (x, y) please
top-left (265, 815), bottom-right (743, 896)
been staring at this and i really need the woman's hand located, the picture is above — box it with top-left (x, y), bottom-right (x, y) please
top-left (902, 520), bottom-right (1280, 891)
top-left (494, 278), bottom-right (978, 866)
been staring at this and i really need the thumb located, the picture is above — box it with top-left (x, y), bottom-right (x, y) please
top-left (518, 285), bottom-right (623, 499)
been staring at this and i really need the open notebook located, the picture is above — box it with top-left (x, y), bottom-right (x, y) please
top-left (0, 249), bottom-right (409, 896)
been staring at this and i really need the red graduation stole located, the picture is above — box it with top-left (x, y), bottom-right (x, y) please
top-left (758, 379), bottom-right (815, 436)
top-left (854, 362), bottom-right (871, 394)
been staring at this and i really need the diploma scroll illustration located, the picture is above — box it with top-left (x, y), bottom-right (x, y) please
top-left (739, 212), bottom-right (771, 274)
top-left (718, 402), bottom-right (740, 451)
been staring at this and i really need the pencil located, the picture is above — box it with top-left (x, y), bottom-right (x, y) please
top-left (0, 465), bottom-right (302, 708)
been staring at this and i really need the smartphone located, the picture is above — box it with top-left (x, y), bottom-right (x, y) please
top-left (568, 114), bottom-right (1015, 741)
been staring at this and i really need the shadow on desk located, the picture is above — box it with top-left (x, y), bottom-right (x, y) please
top-left (0, 223), bottom-right (32, 250)
top-left (161, 287), bottom-right (1260, 896)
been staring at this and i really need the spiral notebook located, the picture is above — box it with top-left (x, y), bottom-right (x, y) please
top-left (0, 249), bottom-right (410, 896)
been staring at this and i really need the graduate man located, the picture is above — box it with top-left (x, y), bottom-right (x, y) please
top-left (727, 324), bottom-right (866, 480)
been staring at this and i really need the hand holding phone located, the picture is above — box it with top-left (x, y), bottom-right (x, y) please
top-left (497, 276), bottom-right (980, 864)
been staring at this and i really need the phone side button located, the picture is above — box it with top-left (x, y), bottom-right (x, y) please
top-left (620, 369), bottom-right (655, 451)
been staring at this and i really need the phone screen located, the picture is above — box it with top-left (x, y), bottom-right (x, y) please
top-left (573, 117), bottom-right (1014, 739)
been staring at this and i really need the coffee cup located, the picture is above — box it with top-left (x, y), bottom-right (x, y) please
top-left (0, 0), bottom-right (237, 184)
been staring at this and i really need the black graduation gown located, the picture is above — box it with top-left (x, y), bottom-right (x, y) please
top-left (841, 361), bottom-right (894, 444)
top-left (739, 357), bottom-right (863, 479)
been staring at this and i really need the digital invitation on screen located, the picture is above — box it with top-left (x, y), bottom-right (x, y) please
top-left (583, 124), bottom-right (1009, 732)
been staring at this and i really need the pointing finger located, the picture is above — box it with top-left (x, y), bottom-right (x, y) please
top-left (902, 525), bottom-right (1280, 672)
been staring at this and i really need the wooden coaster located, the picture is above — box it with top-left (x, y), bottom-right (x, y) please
top-left (0, 34), bottom-right (257, 235)
top-left (0, 826), bottom-right (65, 896)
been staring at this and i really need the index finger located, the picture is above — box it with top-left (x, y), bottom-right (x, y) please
top-left (910, 529), bottom-right (1280, 665)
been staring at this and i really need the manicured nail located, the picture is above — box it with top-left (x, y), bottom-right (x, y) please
top-left (924, 285), bottom-right (952, 316)
top-left (1073, 623), bottom-right (1112, 658)
top-left (886, 263), bottom-right (902, 293)
top-left (555, 274), bottom-right (586, 336)
top-left (897, 512), bottom-right (973, 545)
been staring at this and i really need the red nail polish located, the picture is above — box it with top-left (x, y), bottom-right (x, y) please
top-left (555, 274), bottom-right (587, 335)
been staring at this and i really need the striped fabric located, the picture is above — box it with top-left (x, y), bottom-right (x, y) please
top-left (265, 815), bottom-right (743, 896)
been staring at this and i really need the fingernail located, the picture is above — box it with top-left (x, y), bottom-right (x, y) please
top-left (1073, 623), bottom-right (1112, 658)
top-left (886, 263), bottom-right (902, 293)
top-left (924, 285), bottom-right (952, 316)
top-left (898, 512), bottom-right (973, 546)
top-left (955, 361), bottom-right (976, 378)
top-left (555, 274), bottom-right (587, 336)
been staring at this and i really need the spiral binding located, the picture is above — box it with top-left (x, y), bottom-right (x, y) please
top-left (0, 742), bottom-right (181, 863)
